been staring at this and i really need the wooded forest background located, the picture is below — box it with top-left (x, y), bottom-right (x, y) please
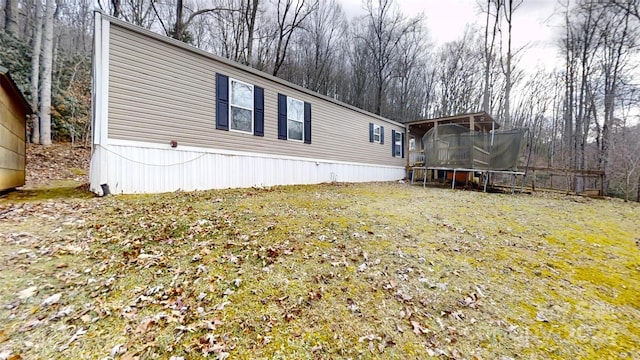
top-left (0, 0), bottom-right (639, 200)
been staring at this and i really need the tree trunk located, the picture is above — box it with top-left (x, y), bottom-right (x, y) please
top-left (482, 0), bottom-right (499, 113)
top-left (503, 0), bottom-right (515, 126)
top-left (564, 14), bottom-right (574, 169)
top-left (244, 0), bottom-right (259, 65)
top-left (4, 0), bottom-right (19, 35)
top-left (272, 0), bottom-right (314, 77)
top-left (30, 0), bottom-right (44, 144)
top-left (637, 174), bottom-right (640, 202)
top-left (174, 0), bottom-right (184, 41)
top-left (39, 0), bottom-right (55, 146)
top-left (111, 0), bottom-right (121, 17)
top-left (375, 69), bottom-right (383, 116)
top-left (599, 10), bottom-right (630, 197)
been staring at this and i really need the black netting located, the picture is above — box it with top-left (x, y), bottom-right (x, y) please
top-left (422, 124), bottom-right (527, 171)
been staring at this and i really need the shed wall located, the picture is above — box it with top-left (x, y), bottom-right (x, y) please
top-left (0, 85), bottom-right (26, 191)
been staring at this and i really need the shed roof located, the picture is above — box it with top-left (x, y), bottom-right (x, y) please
top-left (0, 66), bottom-right (33, 115)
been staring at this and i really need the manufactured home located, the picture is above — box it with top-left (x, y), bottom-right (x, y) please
top-left (90, 11), bottom-right (406, 195)
top-left (0, 66), bottom-right (31, 192)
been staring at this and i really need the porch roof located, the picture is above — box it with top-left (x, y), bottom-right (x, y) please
top-left (406, 112), bottom-right (499, 136)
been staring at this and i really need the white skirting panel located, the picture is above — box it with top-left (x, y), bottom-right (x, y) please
top-left (89, 143), bottom-right (405, 195)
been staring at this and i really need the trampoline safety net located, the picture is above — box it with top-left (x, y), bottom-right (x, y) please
top-left (422, 124), bottom-right (527, 171)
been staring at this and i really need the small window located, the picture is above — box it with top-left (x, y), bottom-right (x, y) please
top-left (229, 78), bottom-right (253, 133)
top-left (278, 94), bottom-right (311, 143)
top-left (395, 131), bottom-right (402, 157)
top-left (287, 97), bottom-right (304, 141)
top-left (373, 124), bottom-right (381, 143)
top-left (369, 123), bottom-right (384, 144)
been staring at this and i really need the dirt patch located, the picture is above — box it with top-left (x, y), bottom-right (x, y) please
top-left (24, 143), bottom-right (91, 188)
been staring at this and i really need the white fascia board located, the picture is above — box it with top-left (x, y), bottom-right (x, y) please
top-left (105, 138), bottom-right (404, 170)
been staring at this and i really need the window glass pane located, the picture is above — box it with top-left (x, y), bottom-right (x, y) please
top-left (288, 119), bottom-right (303, 140)
top-left (374, 125), bottom-right (380, 142)
top-left (231, 80), bottom-right (253, 109)
top-left (231, 106), bottom-right (252, 132)
top-left (287, 98), bottom-right (304, 121)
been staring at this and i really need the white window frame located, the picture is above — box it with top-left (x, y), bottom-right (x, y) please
top-left (287, 96), bottom-right (304, 142)
top-left (229, 78), bottom-right (254, 134)
top-left (373, 124), bottom-right (381, 143)
top-left (395, 131), bottom-right (402, 157)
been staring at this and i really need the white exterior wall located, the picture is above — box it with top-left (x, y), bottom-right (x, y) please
top-left (91, 140), bottom-right (404, 194)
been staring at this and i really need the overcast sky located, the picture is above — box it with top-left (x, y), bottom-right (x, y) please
top-left (339, 0), bottom-right (565, 70)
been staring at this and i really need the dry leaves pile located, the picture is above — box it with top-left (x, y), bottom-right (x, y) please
top-left (24, 143), bottom-right (90, 187)
top-left (1, 179), bottom-right (639, 359)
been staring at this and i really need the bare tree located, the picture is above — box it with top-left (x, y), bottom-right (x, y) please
top-left (611, 0), bottom-right (640, 22)
top-left (39, 0), bottom-right (56, 146)
top-left (435, 28), bottom-right (484, 117)
top-left (597, 4), bottom-right (635, 195)
top-left (3, 0), bottom-right (18, 34)
top-left (96, 0), bottom-right (156, 28)
top-left (499, 0), bottom-right (522, 125)
top-left (205, 0), bottom-right (263, 64)
top-left (346, 32), bottom-right (373, 111)
top-left (610, 121), bottom-right (640, 201)
top-left (560, 0), bottom-right (603, 191)
top-left (388, 24), bottom-right (428, 121)
top-left (297, 0), bottom-right (346, 94)
top-left (111, 0), bottom-right (121, 17)
top-left (481, 0), bottom-right (500, 113)
top-left (30, 0), bottom-right (43, 144)
top-left (271, 0), bottom-right (317, 76)
top-left (244, 0), bottom-right (260, 64)
top-left (360, 0), bottom-right (421, 116)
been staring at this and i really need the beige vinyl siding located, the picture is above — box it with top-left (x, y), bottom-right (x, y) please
top-left (0, 84), bottom-right (26, 190)
top-left (107, 22), bottom-right (405, 167)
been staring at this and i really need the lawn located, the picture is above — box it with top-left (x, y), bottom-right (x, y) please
top-left (1, 182), bottom-right (639, 359)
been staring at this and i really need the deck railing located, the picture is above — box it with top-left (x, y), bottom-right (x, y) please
top-left (409, 149), bottom-right (425, 165)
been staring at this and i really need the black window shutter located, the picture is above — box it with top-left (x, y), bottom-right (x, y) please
top-left (369, 123), bottom-right (374, 142)
top-left (401, 132), bottom-right (405, 158)
top-left (380, 126), bottom-right (384, 144)
top-left (277, 94), bottom-right (287, 140)
top-left (391, 129), bottom-right (396, 157)
top-left (215, 73), bottom-right (229, 131)
top-left (304, 102), bottom-right (312, 144)
top-left (254, 86), bottom-right (264, 136)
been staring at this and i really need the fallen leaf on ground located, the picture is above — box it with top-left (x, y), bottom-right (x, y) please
top-left (17, 286), bottom-right (38, 300)
top-left (536, 312), bottom-right (549, 322)
top-left (41, 293), bottom-right (61, 306)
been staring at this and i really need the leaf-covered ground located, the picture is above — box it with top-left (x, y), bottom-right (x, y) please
top-left (1, 182), bottom-right (639, 359)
